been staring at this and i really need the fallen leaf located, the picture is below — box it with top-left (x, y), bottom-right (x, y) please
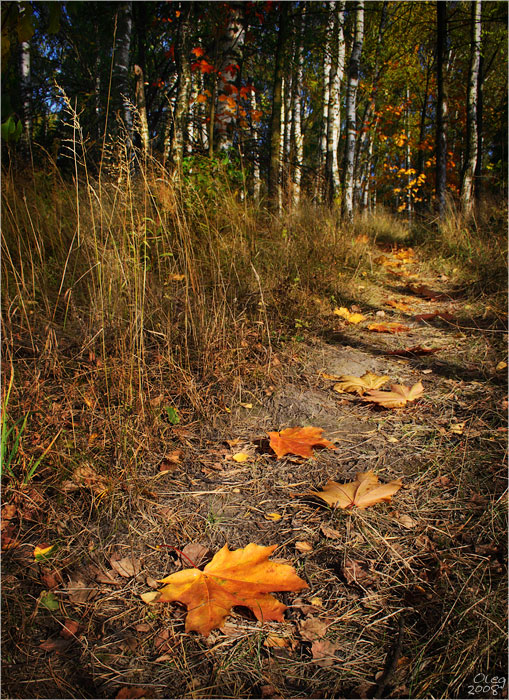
top-left (386, 300), bottom-right (413, 312)
top-left (333, 307), bottom-right (366, 324)
top-left (333, 371), bottom-right (390, 396)
top-left (496, 361), bottom-right (507, 372)
top-left (394, 513), bottom-right (418, 529)
top-left (367, 322), bottom-right (410, 334)
top-left (115, 688), bottom-right (148, 699)
top-left (343, 558), bottom-right (377, 587)
top-left (265, 512), bottom-right (282, 522)
top-left (363, 381), bottom-right (424, 409)
top-left (67, 578), bottom-right (98, 604)
top-left (62, 465), bottom-right (108, 495)
top-left (298, 617), bottom-right (328, 641)
top-left (311, 639), bottom-right (339, 667)
top-left (109, 554), bottom-right (142, 578)
top-left (60, 619), bottom-right (81, 639)
top-left (179, 543), bottom-right (210, 567)
top-left (144, 543), bottom-right (308, 636)
top-left (159, 450), bottom-right (182, 472)
top-left (2, 504), bottom-right (17, 521)
top-left (264, 633), bottom-right (290, 648)
top-left (39, 637), bottom-right (71, 654)
top-left (40, 590), bottom-right (60, 611)
top-left (295, 541), bottom-right (313, 553)
top-left (385, 346), bottom-right (441, 357)
top-left (302, 470), bottom-right (402, 510)
top-left (268, 427), bottom-right (336, 459)
top-left (320, 524), bottom-right (341, 539)
top-left (232, 452), bottom-right (250, 463)
top-left (449, 422), bottom-right (465, 435)
top-left (407, 284), bottom-right (447, 301)
top-left (34, 543), bottom-right (56, 560)
top-left (413, 311), bottom-right (454, 322)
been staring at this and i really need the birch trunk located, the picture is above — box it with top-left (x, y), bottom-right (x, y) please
top-left (342, 1), bottom-right (364, 221)
top-left (268, 2), bottom-right (288, 210)
top-left (435, 1), bottom-right (448, 218)
top-left (318, 21), bottom-right (332, 201)
top-left (250, 87), bottom-right (261, 201)
top-left (460, 0), bottom-right (482, 215)
top-left (292, 7), bottom-right (305, 208)
top-left (113, 2), bottom-right (133, 138)
top-left (170, 2), bottom-right (192, 167)
top-left (325, 2), bottom-right (345, 203)
top-left (20, 40), bottom-right (31, 151)
top-left (134, 64), bottom-right (149, 154)
top-left (215, 3), bottom-right (245, 152)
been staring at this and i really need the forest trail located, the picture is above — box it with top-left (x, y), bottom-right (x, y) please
top-left (2, 242), bottom-right (507, 700)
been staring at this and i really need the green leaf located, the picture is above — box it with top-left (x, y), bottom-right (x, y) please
top-left (40, 591), bottom-right (60, 612)
top-left (164, 406), bottom-right (180, 425)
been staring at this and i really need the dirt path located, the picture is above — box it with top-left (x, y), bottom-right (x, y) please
top-left (3, 246), bottom-right (507, 699)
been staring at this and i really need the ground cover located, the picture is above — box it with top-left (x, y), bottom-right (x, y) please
top-left (1, 177), bottom-right (507, 699)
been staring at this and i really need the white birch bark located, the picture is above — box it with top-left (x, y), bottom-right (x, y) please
top-left (326, 2), bottom-right (345, 202)
top-left (292, 8), bottom-right (305, 207)
top-left (461, 0), bottom-right (482, 214)
top-left (215, 3), bottom-right (245, 152)
top-left (113, 2), bottom-right (133, 137)
top-left (342, 0), bottom-right (364, 220)
top-left (20, 41), bottom-right (31, 149)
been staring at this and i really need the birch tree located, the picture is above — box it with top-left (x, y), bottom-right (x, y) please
top-left (215, 3), bottom-right (245, 152)
top-left (325, 1), bottom-right (345, 203)
top-left (342, 0), bottom-right (364, 220)
top-left (113, 2), bottom-right (133, 139)
top-left (268, 2), bottom-right (288, 210)
top-left (20, 39), bottom-right (31, 151)
top-left (291, 7), bottom-right (305, 207)
top-left (460, 0), bottom-right (482, 215)
top-left (168, 3), bottom-right (192, 167)
top-left (435, 0), bottom-right (448, 218)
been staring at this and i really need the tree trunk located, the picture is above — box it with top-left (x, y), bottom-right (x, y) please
top-left (435, 0), bottom-right (448, 218)
top-left (325, 1), bottom-right (345, 203)
top-left (292, 7), bottom-right (305, 208)
top-left (342, 0), bottom-right (364, 221)
top-left (460, 0), bottom-right (482, 215)
top-left (134, 65), bottom-right (149, 154)
top-left (318, 11), bottom-right (333, 202)
top-left (215, 3), bottom-right (245, 152)
top-left (113, 2), bottom-right (133, 137)
top-left (20, 40), bottom-right (31, 152)
top-left (268, 2), bottom-right (288, 210)
top-left (170, 2), bottom-right (193, 167)
top-left (250, 86), bottom-right (261, 201)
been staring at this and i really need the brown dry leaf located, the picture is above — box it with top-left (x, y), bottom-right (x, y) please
top-left (386, 299), bottom-right (413, 313)
top-left (115, 688), bottom-right (148, 699)
top-left (413, 311), bottom-right (454, 322)
top-left (311, 639), bottom-right (340, 667)
top-left (264, 633), bottom-right (290, 648)
top-left (333, 306), bottom-right (366, 324)
top-left (295, 541), bottom-right (313, 553)
top-left (40, 569), bottom-right (63, 589)
top-left (298, 617), bottom-right (328, 641)
top-left (179, 543), bottom-right (210, 567)
top-left (303, 470), bottom-right (403, 510)
top-left (367, 322), bottom-right (410, 334)
top-left (109, 554), bottom-right (142, 578)
top-left (62, 465), bottom-right (108, 495)
top-left (320, 524), bottom-right (341, 539)
top-left (60, 619), bottom-right (81, 640)
top-left (363, 381), bottom-right (424, 409)
top-left (159, 450), bottom-right (182, 472)
top-left (67, 577), bottom-right (98, 604)
top-left (333, 371), bottom-right (390, 396)
top-left (2, 504), bottom-right (17, 522)
top-left (39, 637), bottom-right (72, 654)
top-left (394, 513), bottom-right (418, 529)
top-left (407, 284), bottom-right (446, 301)
top-left (144, 543), bottom-right (308, 636)
top-left (268, 426), bottom-right (336, 459)
top-left (343, 558), bottom-right (377, 587)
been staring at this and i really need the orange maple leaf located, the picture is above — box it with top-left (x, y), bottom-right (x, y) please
top-left (191, 47), bottom-right (205, 57)
top-left (268, 426), bottom-right (336, 459)
top-left (144, 544), bottom-right (308, 636)
top-left (363, 381), bottom-right (424, 408)
top-left (302, 470), bottom-right (402, 510)
top-left (367, 322), bottom-right (410, 333)
top-left (386, 299), bottom-right (413, 313)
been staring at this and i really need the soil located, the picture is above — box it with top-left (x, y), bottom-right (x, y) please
top-left (2, 245), bottom-right (507, 699)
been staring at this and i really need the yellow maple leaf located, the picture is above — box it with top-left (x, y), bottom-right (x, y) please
top-left (303, 471), bottom-right (402, 510)
top-left (144, 543), bottom-right (308, 636)
top-left (333, 371), bottom-right (390, 396)
top-left (333, 307), bottom-right (366, 324)
top-left (363, 381), bottom-right (424, 409)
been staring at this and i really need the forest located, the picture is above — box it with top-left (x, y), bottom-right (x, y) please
top-left (1, 2), bottom-right (508, 699)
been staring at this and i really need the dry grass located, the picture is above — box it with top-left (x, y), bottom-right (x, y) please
top-left (1, 132), bottom-right (507, 699)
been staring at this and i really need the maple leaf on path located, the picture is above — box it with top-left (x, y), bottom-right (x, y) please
top-left (363, 381), bottom-right (424, 409)
top-left (268, 426), bottom-right (336, 459)
top-left (333, 371), bottom-right (389, 396)
top-left (302, 470), bottom-right (402, 510)
top-left (368, 322), bottom-right (410, 334)
top-left (333, 307), bottom-right (366, 324)
top-left (386, 299), bottom-right (413, 313)
top-left (144, 543), bottom-right (308, 636)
